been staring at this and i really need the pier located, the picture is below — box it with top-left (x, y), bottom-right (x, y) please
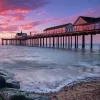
top-left (1, 29), bottom-right (100, 50)
top-left (1, 16), bottom-right (100, 50)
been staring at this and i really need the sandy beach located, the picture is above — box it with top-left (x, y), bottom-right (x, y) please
top-left (41, 80), bottom-right (100, 100)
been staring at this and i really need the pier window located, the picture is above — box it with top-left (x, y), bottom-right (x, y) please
top-left (95, 22), bottom-right (100, 29)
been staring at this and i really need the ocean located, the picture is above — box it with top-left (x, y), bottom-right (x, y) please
top-left (0, 44), bottom-right (100, 93)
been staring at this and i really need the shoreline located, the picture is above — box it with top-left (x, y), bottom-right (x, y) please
top-left (36, 77), bottom-right (100, 100)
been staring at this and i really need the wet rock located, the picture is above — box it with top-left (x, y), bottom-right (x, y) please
top-left (0, 69), bottom-right (20, 89)
top-left (10, 95), bottom-right (32, 100)
top-left (6, 81), bottom-right (20, 89)
top-left (0, 88), bottom-right (50, 100)
top-left (0, 76), bottom-right (6, 88)
top-left (0, 94), bottom-right (4, 100)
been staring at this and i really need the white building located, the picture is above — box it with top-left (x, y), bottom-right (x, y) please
top-left (15, 31), bottom-right (27, 39)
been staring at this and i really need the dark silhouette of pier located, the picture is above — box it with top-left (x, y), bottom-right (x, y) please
top-left (1, 29), bottom-right (100, 50)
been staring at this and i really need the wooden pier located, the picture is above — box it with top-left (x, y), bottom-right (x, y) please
top-left (1, 29), bottom-right (100, 50)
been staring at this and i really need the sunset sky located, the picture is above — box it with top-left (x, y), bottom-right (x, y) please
top-left (0, 0), bottom-right (100, 38)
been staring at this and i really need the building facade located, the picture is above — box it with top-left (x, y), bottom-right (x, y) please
top-left (43, 16), bottom-right (100, 34)
top-left (15, 31), bottom-right (27, 39)
top-left (43, 23), bottom-right (73, 34)
top-left (73, 16), bottom-right (100, 32)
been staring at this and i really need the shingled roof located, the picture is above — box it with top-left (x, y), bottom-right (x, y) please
top-left (44, 23), bottom-right (72, 31)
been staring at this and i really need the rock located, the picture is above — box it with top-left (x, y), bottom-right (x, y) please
top-left (0, 88), bottom-right (50, 100)
top-left (0, 69), bottom-right (20, 89)
top-left (0, 94), bottom-right (4, 100)
top-left (6, 81), bottom-right (20, 89)
top-left (10, 95), bottom-right (32, 100)
top-left (0, 76), bottom-right (6, 88)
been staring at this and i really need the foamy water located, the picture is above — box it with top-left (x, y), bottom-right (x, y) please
top-left (0, 45), bottom-right (100, 93)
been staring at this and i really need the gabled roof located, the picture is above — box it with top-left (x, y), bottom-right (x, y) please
top-left (44, 23), bottom-right (72, 31)
top-left (74, 16), bottom-right (100, 25)
top-left (17, 33), bottom-right (22, 36)
top-left (81, 16), bottom-right (100, 23)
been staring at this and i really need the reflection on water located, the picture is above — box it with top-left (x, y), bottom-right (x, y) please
top-left (0, 45), bottom-right (100, 93)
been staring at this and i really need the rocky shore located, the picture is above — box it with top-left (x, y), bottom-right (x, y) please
top-left (42, 77), bottom-right (100, 100)
top-left (0, 69), bottom-right (50, 100)
top-left (1, 68), bottom-right (100, 100)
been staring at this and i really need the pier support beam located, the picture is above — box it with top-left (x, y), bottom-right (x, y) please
top-left (75, 35), bottom-right (77, 48)
top-left (30, 39), bottom-right (31, 46)
top-left (53, 37), bottom-right (55, 48)
top-left (40, 38), bottom-right (42, 47)
top-left (49, 37), bottom-right (51, 47)
top-left (58, 36), bottom-right (59, 48)
top-left (90, 34), bottom-right (93, 50)
top-left (71, 36), bottom-right (72, 48)
top-left (43, 38), bottom-right (44, 47)
top-left (77, 35), bottom-right (78, 48)
top-left (68, 36), bottom-right (70, 48)
top-left (63, 36), bottom-right (64, 48)
top-left (6, 40), bottom-right (8, 45)
top-left (46, 38), bottom-right (47, 47)
top-left (15, 40), bottom-right (17, 46)
top-left (82, 34), bottom-right (85, 49)
top-left (60, 37), bottom-right (62, 48)
top-left (65, 36), bottom-right (67, 48)
top-left (2, 39), bottom-right (4, 45)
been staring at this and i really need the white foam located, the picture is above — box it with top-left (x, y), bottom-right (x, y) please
top-left (13, 66), bottom-right (100, 93)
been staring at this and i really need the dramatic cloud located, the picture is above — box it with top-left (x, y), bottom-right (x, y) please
top-left (0, 26), bottom-right (19, 32)
top-left (0, 0), bottom-right (49, 12)
top-left (0, 0), bottom-right (49, 35)
top-left (10, 13), bottom-right (26, 21)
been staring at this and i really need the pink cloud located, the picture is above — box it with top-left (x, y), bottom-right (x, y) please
top-left (10, 13), bottom-right (26, 21)
top-left (0, 0), bottom-right (49, 12)
top-left (0, 26), bottom-right (19, 32)
top-left (37, 11), bottom-right (46, 16)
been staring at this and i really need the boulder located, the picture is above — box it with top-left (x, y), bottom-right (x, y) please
top-left (10, 95), bottom-right (32, 100)
top-left (6, 81), bottom-right (20, 89)
top-left (0, 69), bottom-right (20, 89)
top-left (0, 94), bottom-right (4, 100)
top-left (0, 76), bottom-right (6, 88)
top-left (0, 88), bottom-right (50, 100)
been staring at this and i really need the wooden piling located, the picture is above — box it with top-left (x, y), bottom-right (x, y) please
top-left (63, 36), bottom-right (64, 48)
top-left (77, 35), bottom-right (78, 48)
top-left (68, 36), bottom-right (70, 48)
top-left (90, 34), bottom-right (93, 50)
top-left (82, 34), bottom-right (85, 49)
top-left (75, 35), bottom-right (77, 48)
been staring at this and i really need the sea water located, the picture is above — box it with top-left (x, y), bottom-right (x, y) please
top-left (0, 45), bottom-right (100, 93)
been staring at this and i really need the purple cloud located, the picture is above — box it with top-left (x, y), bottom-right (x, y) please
top-left (0, 0), bottom-right (49, 12)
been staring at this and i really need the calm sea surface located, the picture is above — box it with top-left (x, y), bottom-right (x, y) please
top-left (0, 45), bottom-right (100, 93)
